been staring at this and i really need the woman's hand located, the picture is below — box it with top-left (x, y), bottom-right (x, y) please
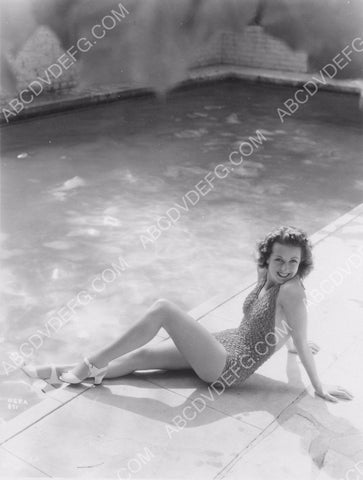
top-left (288, 341), bottom-right (320, 355)
top-left (315, 384), bottom-right (354, 402)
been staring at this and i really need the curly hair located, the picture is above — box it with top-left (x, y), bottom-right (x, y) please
top-left (256, 225), bottom-right (313, 279)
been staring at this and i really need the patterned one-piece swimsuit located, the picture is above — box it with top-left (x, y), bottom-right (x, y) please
top-left (211, 274), bottom-right (281, 387)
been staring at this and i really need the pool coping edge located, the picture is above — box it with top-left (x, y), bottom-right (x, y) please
top-left (1, 65), bottom-right (361, 125)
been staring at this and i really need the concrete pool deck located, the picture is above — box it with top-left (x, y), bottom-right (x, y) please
top-left (1, 203), bottom-right (363, 479)
top-left (1, 64), bottom-right (362, 124)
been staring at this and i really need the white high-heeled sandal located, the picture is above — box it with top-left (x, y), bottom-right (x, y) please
top-left (60, 357), bottom-right (108, 385)
top-left (21, 362), bottom-right (61, 385)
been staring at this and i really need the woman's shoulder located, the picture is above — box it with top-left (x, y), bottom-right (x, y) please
top-left (278, 276), bottom-right (306, 303)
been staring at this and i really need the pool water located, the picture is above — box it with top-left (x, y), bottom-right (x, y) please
top-left (1, 79), bottom-right (362, 420)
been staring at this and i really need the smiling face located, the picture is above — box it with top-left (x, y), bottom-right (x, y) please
top-left (266, 242), bottom-right (302, 284)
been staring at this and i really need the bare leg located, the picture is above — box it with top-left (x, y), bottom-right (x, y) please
top-left (27, 340), bottom-right (192, 380)
top-left (24, 361), bottom-right (133, 381)
top-left (65, 299), bottom-right (228, 383)
top-left (28, 360), bottom-right (138, 381)
top-left (104, 339), bottom-right (194, 378)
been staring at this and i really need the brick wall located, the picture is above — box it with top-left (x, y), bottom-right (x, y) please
top-left (223, 28), bottom-right (307, 72)
top-left (7, 27), bottom-right (77, 93)
top-left (193, 27), bottom-right (307, 72)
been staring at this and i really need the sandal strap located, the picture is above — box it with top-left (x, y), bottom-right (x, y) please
top-left (83, 357), bottom-right (93, 370)
top-left (84, 357), bottom-right (106, 374)
top-left (48, 364), bottom-right (59, 384)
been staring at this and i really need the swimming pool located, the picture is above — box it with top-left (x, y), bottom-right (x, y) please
top-left (1, 79), bottom-right (362, 419)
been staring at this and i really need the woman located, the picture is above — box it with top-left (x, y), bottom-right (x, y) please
top-left (23, 226), bottom-right (353, 402)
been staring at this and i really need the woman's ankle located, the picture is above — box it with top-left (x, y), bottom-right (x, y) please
top-left (88, 356), bottom-right (108, 369)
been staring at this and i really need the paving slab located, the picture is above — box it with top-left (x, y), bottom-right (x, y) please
top-left (219, 410), bottom-right (359, 480)
top-left (0, 446), bottom-right (49, 478)
top-left (0, 382), bottom-right (90, 446)
top-left (142, 367), bottom-right (305, 432)
top-left (3, 377), bottom-right (261, 479)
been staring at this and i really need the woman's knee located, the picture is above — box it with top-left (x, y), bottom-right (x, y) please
top-left (150, 298), bottom-right (175, 315)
